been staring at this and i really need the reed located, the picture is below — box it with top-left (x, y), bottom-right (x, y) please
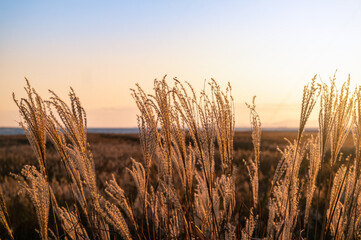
top-left (2, 73), bottom-right (360, 239)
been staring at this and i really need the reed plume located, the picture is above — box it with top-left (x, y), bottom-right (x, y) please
top-left (13, 79), bottom-right (47, 177)
top-left (319, 73), bottom-right (337, 162)
top-left (0, 185), bottom-right (14, 240)
top-left (329, 76), bottom-right (353, 166)
top-left (305, 135), bottom-right (321, 224)
top-left (13, 165), bottom-right (49, 240)
top-left (57, 206), bottom-right (89, 240)
top-left (244, 96), bottom-right (261, 208)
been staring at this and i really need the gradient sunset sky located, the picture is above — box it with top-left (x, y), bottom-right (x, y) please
top-left (1, 1), bottom-right (361, 128)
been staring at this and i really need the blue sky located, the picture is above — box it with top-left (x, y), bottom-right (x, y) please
top-left (1, 1), bottom-right (361, 127)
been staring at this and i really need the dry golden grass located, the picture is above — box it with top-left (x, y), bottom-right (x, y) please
top-left (1, 74), bottom-right (360, 240)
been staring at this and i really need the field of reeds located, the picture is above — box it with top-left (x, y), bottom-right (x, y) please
top-left (0, 75), bottom-right (360, 240)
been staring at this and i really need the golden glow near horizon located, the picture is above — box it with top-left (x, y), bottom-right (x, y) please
top-left (1, 1), bottom-right (361, 128)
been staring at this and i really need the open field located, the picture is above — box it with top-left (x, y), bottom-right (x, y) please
top-left (0, 131), bottom-right (355, 239)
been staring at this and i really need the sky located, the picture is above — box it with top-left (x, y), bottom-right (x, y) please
top-left (1, 0), bottom-right (361, 128)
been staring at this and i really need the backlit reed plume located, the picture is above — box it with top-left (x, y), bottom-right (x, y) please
top-left (297, 75), bottom-right (320, 142)
top-left (319, 73), bottom-right (337, 162)
top-left (102, 200), bottom-right (131, 240)
top-left (326, 164), bottom-right (347, 238)
top-left (47, 88), bottom-right (97, 196)
top-left (305, 135), bottom-right (321, 224)
top-left (241, 208), bottom-right (256, 240)
top-left (13, 78), bottom-right (47, 177)
top-left (354, 85), bottom-right (361, 174)
top-left (239, 96), bottom-right (260, 240)
top-left (210, 79), bottom-right (235, 176)
top-left (322, 77), bottom-right (356, 239)
top-left (336, 84), bottom-right (361, 239)
top-left (0, 185), bottom-right (14, 240)
top-left (267, 140), bottom-right (306, 239)
top-left (13, 165), bottom-right (49, 240)
top-left (47, 88), bottom-right (114, 240)
top-left (57, 206), bottom-right (89, 240)
top-left (329, 76), bottom-right (353, 166)
top-left (273, 75), bottom-right (319, 239)
top-left (244, 96), bottom-right (261, 208)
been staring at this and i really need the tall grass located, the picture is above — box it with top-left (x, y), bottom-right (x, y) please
top-left (1, 74), bottom-right (361, 239)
